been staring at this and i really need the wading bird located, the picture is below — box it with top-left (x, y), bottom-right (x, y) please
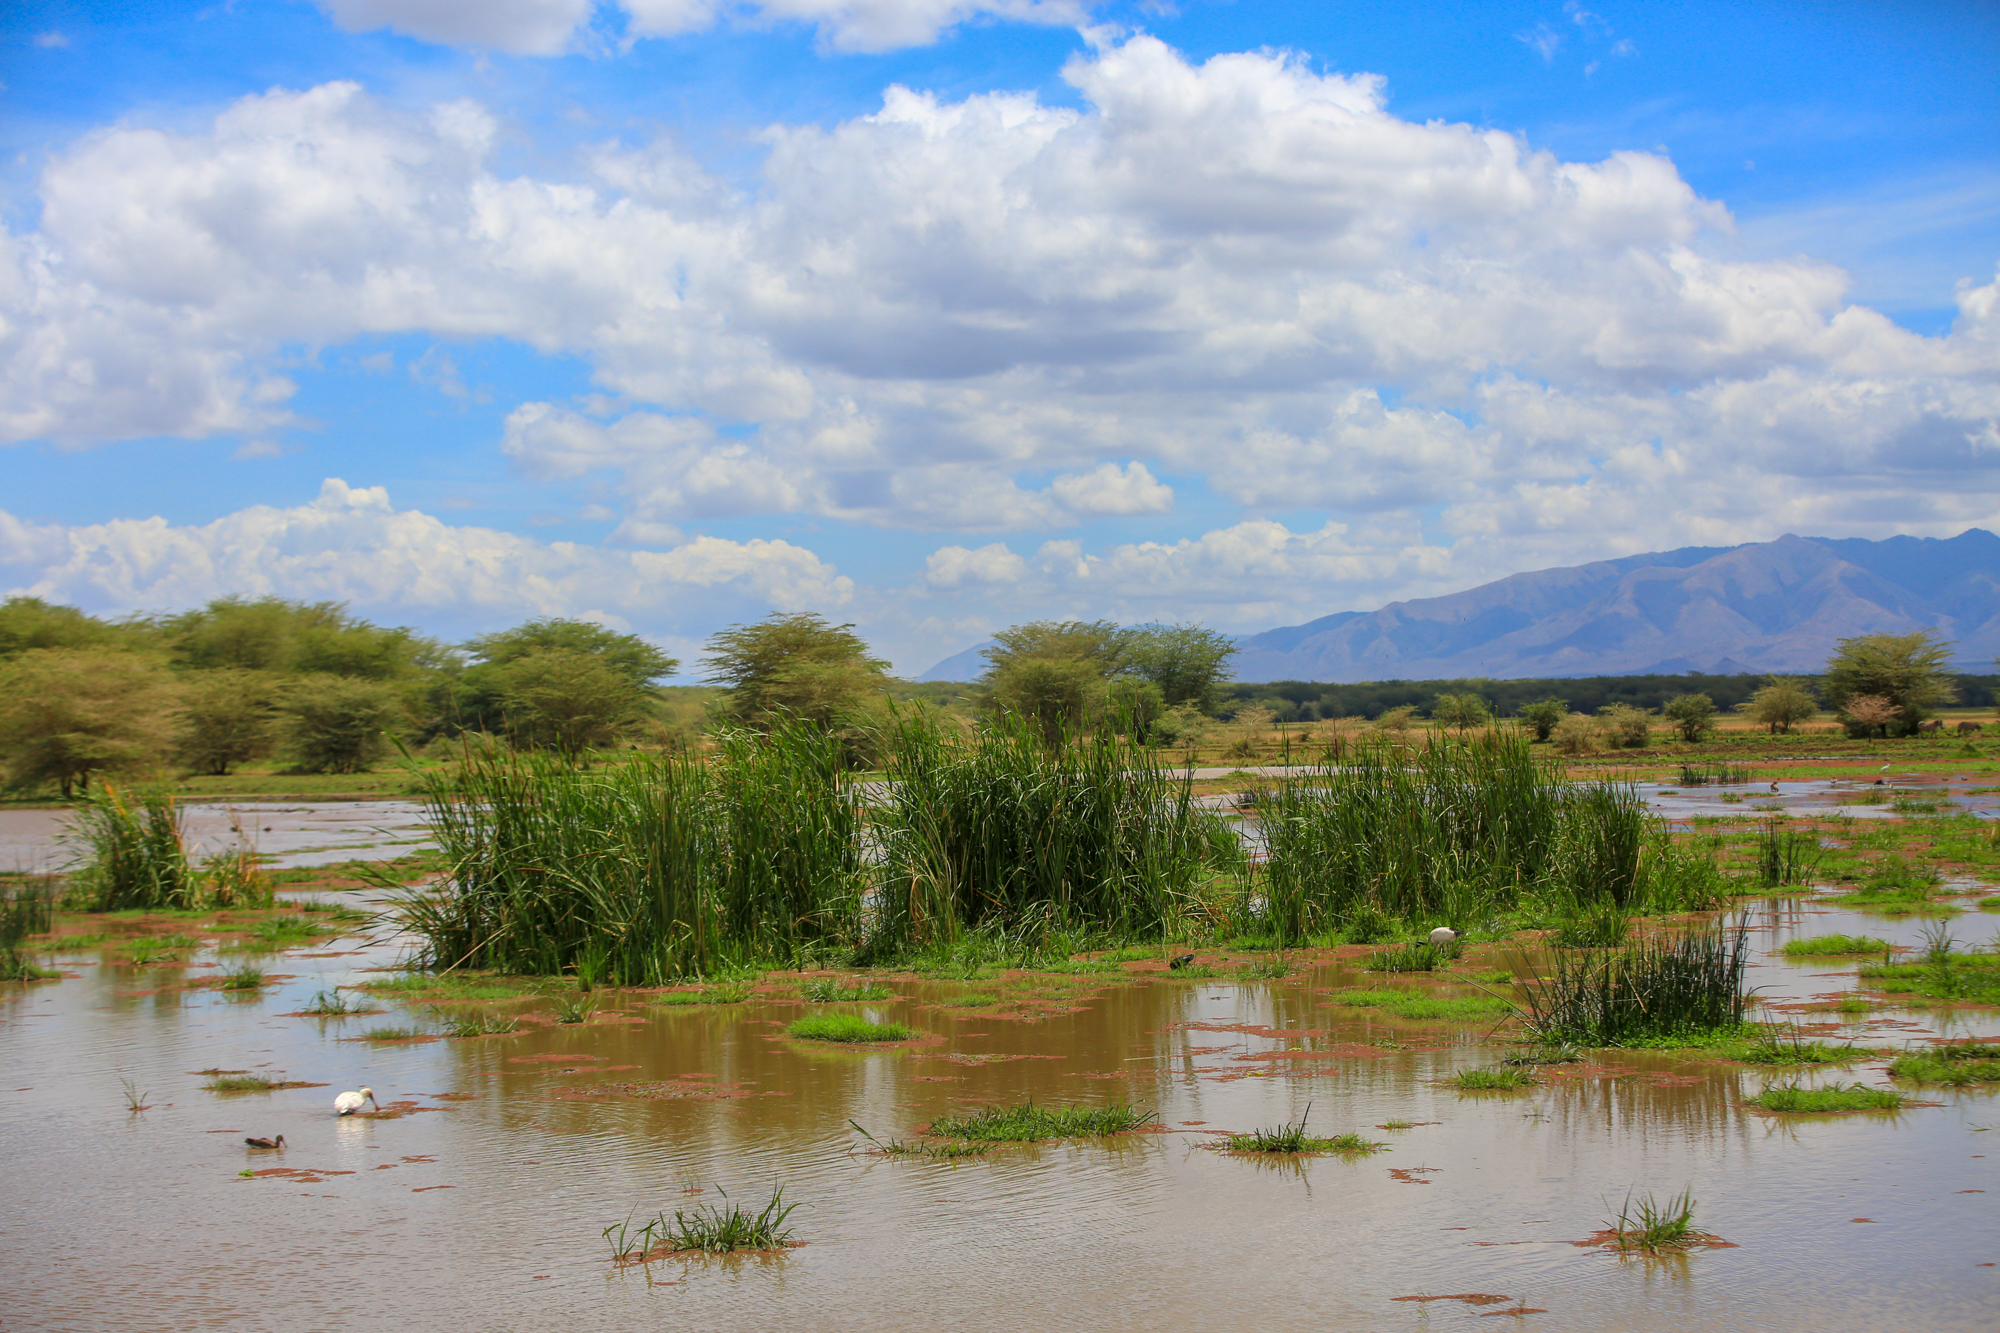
top-left (1428, 927), bottom-right (1462, 947)
top-left (1169, 954), bottom-right (1197, 970)
top-left (1769, 782), bottom-right (1780, 793)
top-left (244, 1135), bottom-right (285, 1150)
top-left (334, 1087), bottom-right (378, 1116)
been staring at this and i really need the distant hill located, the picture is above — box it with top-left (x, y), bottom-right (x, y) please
top-left (1230, 530), bottom-right (2000, 683)
top-left (917, 640), bottom-right (995, 683)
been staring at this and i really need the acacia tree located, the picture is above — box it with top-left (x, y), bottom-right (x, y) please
top-left (1743, 676), bottom-right (1818, 734)
top-left (1823, 630), bottom-right (1957, 735)
top-left (441, 618), bottom-right (677, 740)
top-left (1516, 697), bottom-right (1568, 742)
top-left (282, 676), bottom-right (406, 773)
top-left (495, 649), bottom-right (653, 755)
top-left (1662, 693), bottom-right (1717, 742)
top-left (176, 669), bottom-right (279, 776)
top-left (1430, 693), bottom-right (1492, 731)
top-left (979, 620), bottom-right (1126, 742)
top-left (705, 613), bottom-right (891, 733)
top-left (1122, 624), bottom-right (1237, 713)
top-left (0, 650), bottom-right (176, 796)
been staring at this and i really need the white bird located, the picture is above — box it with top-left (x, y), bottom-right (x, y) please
top-left (334, 1086), bottom-right (379, 1116)
top-left (1428, 926), bottom-right (1463, 947)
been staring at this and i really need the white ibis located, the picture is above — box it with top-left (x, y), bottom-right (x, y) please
top-left (1428, 926), bottom-right (1463, 947)
top-left (244, 1135), bottom-right (285, 1150)
top-left (334, 1087), bottom-right (379, 1116)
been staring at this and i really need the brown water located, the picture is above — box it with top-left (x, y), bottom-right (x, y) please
top-left (4, 891), bottom-right (1997, 1332)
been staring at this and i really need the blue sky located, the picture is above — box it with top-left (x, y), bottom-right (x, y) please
top-left (2, 1), bottom-right (1996, 674)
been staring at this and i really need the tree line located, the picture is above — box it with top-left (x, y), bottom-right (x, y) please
top-left (0, 597), bottom-right (1240, 796)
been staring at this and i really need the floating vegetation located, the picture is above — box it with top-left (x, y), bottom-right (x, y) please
top-left (1224, 1105), bottom-right (1384, 1155)
top-left (1324, 989), bottom-right (1513, 1022)
top-left (1887, 1042), bottom-right (2000, 1086)
top-left (925, 1101), bottom-right (1156, 1142)
top-left (1601, 1188), bottom-right (1700, 1254)
top-left (604, 1186), bottom-right (800, 1260)
top-left (1452, 1067), bottom-right (1538, 1091)
top-left (1747, 1082), bottom-right (1903, 1113)
top-left (797, 977), bottom-right (894, 1002)
top-left (849, 1120), bottom-right (994, 1158)
top-left (786, 1013), bottom-right (910, 1043)
top-left (1515, 924), bottom-right (1751, 1045)
top-left (239, 915), bottom-right (330, 949)
top-left (1366, 940), bottom-right (1463, 972)
top-left (434, 1009), bottom-right (520, 1038)
top-left (1781, 934), bottom-right (1894, 958)
top-left (652, 982), bottom-right (756, 1007)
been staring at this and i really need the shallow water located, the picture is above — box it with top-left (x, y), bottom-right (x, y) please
top-left (0, 800), bottom-right (433, 875)
top-left (4, 892), bottom-right (1996, 1331)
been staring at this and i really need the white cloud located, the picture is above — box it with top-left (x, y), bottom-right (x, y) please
top-left (2, 34), bottom-right (1996, 636)
top-left (0, 478), bottom-right (852, 633)
top-left (319, 0), bottom-right (596, 55)
top-left (925, 541), bottom-right (1027, 586)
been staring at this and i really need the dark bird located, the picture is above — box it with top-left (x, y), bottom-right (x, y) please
top-left (1169, 954), bottom-right (1197, 970)
top-left (244, 1135), bottom-right (286, 1150)
top-left (1769, 782), bottom-right (1780, 793)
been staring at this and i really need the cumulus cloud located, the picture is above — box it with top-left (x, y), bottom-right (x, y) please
top-left (320, 1), bottom-right (1084, 54)
top-left (0, 478), bottom-right (852, 634)
top-left (2, 34), bottom-right (1996, 637)
top-left (925, 541), bottom-right (1027, 586)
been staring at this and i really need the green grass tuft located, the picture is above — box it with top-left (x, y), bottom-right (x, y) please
top-left (925, 1101), bottom-right (1155, 1141)
top-left (205, 1074), bottom-right (276, 1092)
top-left (1324, 988), bottom-right (1514, 1022)
top-left (1366, 940), bottom-right (1463, 972)
top-left (603, 1186), bottom-right (799, 1259)
top-left (1224, 1106), bottom-right (1384, 1155)
top-left (1780, 934), bottom-right (1893, 957)
top-left (1887, 1042), bottom-right (2000, 1086)
top-left (361, 1024), bottom-right (424, 1041)
top-left (797, 977), bottom-right (894, 1002)
top-left (786, 1013), bottom-right (911, 1043)
top-left (1602, 1188), bottom-right (1699, 1254)
top-left (1452, 1066), bottom-right (1538, 1090)
top-left (1747, 1082), bottom-right (1903, 1113)
top-left (215, 965), bottom-right (266, 990)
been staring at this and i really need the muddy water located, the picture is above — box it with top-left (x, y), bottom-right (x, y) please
top-left (0, 800), bottom-right (433, 874)
top-left (5, 894), bottom-right (1997, 1332)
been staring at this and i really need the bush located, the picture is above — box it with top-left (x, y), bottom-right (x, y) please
top-left (176, 669), bottom-right (279, 775)
top-left (1516, 697), bottom-right (1568, 742)
top-left (0, 650), bottom-right (176, 796)
top-left (1662, 693), bottom-right (1717, 742)
top-left (1598, 703), bottom-right (1654, 749)
top-left (1551, 713), bottom-right (1602, 755)
top-left (283, 675), bottom-right (405, 773)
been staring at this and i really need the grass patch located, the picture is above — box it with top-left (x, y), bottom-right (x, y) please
top-left (1515, 925), bottom-right (1750, 1045)
top-left (205, 1074), bottom-right (276, 1092)
top-left (215, 966), bottom-right (266, 990)
top-left (786, 1013), bottom-right (911, 1043)
top-left (1857, 926), bottom-right (2000, 1004)
top-left (433, 1009), bottom-right (520, 1037)
top-left (1887, 1042), bottom-right (2000, 1086)
top-left (1781, 934), bottom-right (1894, 958)
top-left (1225, 1106), bottom-right (1384, 1155)
top-left (925, 1101), bottom-right (1156, 1141)
top-left (848, 1120), bottom-right (994, 1158)
top-left (797, 977), bottom-right (894, 1002)
top-left (1366, 940), bottom-right (1463, 972)
top-left (361, 1024), bottom-right (425, 1041)
top-left (1552, 906), bottom-right (1630, 949)
top-left (1602, 1188), bottom-right (1699, 1254)
top-left (1452, 1066), bottom-right (1539, 1090)
top-left (652, 982), bottom-right (756, 1007)
top-left (1737, 1030), bottom-right (1870, 1066)
top-left (1324, 988), bottom-right (1514, 1022)
top-left (1747, 1082), bottom-right (1903, 1113)
top-left (1504, 1042), bottom-right (1583, 1066)
top-left (301, 989), bottom-right (361, 1015)
top-left (1234, 957), bottom-right (1292, 980)
top-left (603, 1186), bottom-right (800, 1260)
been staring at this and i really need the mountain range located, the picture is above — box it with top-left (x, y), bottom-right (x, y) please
top-left (918, 530), bottom-right (2000, 683)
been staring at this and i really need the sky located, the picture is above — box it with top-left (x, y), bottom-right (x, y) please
top-left (1, 1), bottom-right (1997, 677)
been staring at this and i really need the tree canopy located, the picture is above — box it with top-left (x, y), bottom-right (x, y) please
top-left (704, 613), bottom-right (891, 732)
top-left (1823, 630), bottom-right (1957, 733)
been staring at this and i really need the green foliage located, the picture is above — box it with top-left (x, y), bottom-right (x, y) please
top-left (1747, 1083), bottom-right (1902, 1113)
top-left (1552, 903), bottom-right (1629, 948)
top-left (1602, 1189), bottom-right (1699, 1254)
top-left (1780, 934), bottom-right (1892, 957)
top-left (489, 648), bottom-right (654, 754)
top-left (925, 1101), bottom-right (1156, 1141)
top-left (1225, 1106), bottom-right (1383, 1154)
top-left (1258, 732), bottom-right (1673, 943)
top-left (1755, 818), bottom-right (1823, 886)
top-left (1516, 925), bottom-right (1752, 1045)
top-left (465, 617), bottom-right (676, 686)
top-left (1452, 1066), bottom-right (1538, 1090)
top-left (1516, 697), bottom-right (1568, 741)
top-left (1742, 676), bottom-right (1818, 734)
top-left (785, 1013), bottom-right (910, 1042)
top-left (204, 1074), bottom-right (276, 1092)
top-left (705, 612), bottom-right (891, 739)
top-left (1122, 623), bottom-right (1238, 713)
top-left (1430, 692), bottom-right (1493, 730)
top-left (161, 596), bottom-right (437, 679)
top-left (1823, 629), bottom-right (1957, 733)
top-left (1661, 693), bottom-right (1718, 742)
top-left (796, 977), bottom-right (894, 1002)
top-left (1598, 703), bottom-right (1654, 748)
top-left (174, 669), bottom-right (279, 775)
top-left (0, 596), bottom-right (134, 658)
top-left (282, 676), bottom-right (405, 773)
top-left (0, 650), bottom-right (176, 796)
top-left (603, 1186), bottom-right (800, 1259)
top-left (0, 883), bottom-right (57, 982)
top-left (1323, 989), bottom-right (1514, 1022)
top-left (1366, 939), bottom-right (1465, 972)
top-left (64, 784), bottom-right (200, 910)
top-left (873, 710), bottom-right (1224, 950)
top-left (1887, 1042), bottom-right (2000, 1086)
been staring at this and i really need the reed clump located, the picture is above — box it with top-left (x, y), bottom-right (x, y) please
top-left (301, 989), bottom-right (360, 1015)
top-left (63, 785), bottom-right (272, 912)
top-left (1366, 940), bottom-right (1463, 972)
top-left (1515, 924), bottom-right (1751, 1046)
top-left (1747, 1082), bottom-right (1902, 1113)
top-left (1602, 1188), bottom-right (1699, 1254)
top-left (216, 965), bottom-right (266, 990)
top-left (1887, 1042), bottom-right (2000, 1086)
top-left (1781, 934), bottom-right (1892, 957)
top-left (1452, 1066), bottom-right (1538, 1090)
top-left (925, 1101), bottom-right (1156, 1141)
top-left (604, 1186), bottom-right (800, 1260)
top-left (1224, 1105), bottom-right (1384, 1155)
top-left (1, 884), bottom-right (58, 981)
top-left (797, 977), bottom-right (894, 1002)
top-left (786, 1013), bottom-right (910, 1042)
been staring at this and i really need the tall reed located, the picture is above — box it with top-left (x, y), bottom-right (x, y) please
top-left (1260, 732), bottom-right (1658, 941)
top-left (64, 784), bottom-right (200, 911)
top-left (404, 727), bottom-right (865, 982)
top-left (1516, 924), bottom-right (1752, 1045)
top-left (871, 711), bottom-right (1223, 950)
top-left (1, 882), bottom-right (56, 981)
